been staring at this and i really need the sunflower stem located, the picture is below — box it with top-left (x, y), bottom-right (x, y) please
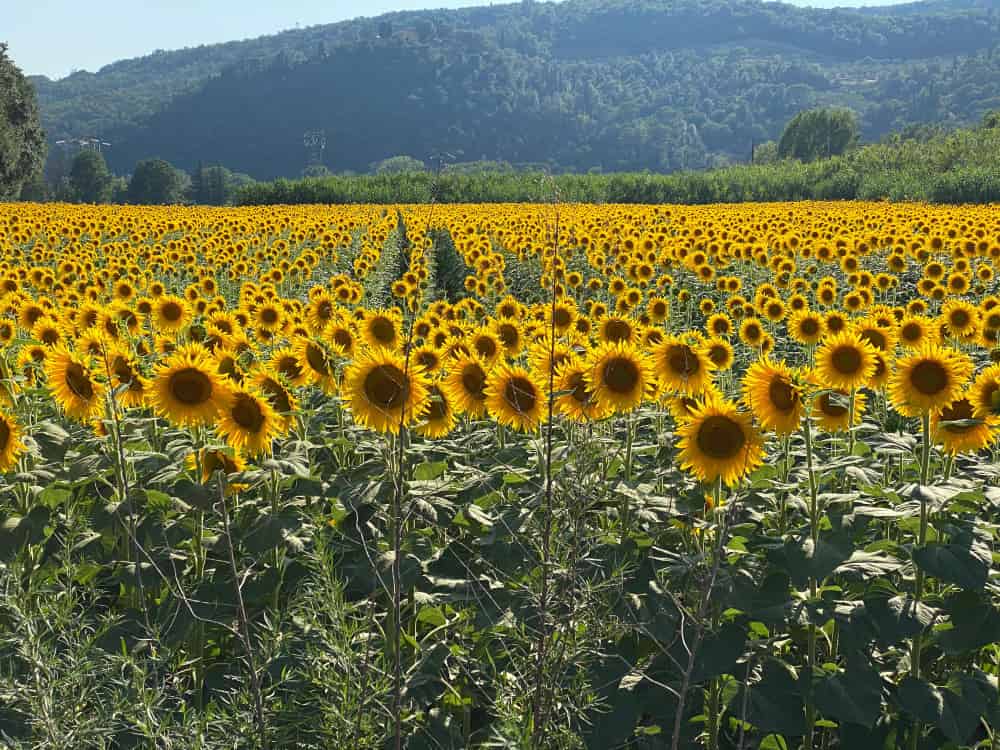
top-left (908, 412), bottom-right (932, 750)
top-left (803, 411), bottom-right (820, 750)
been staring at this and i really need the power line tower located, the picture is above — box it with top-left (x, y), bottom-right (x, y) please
top-left (303, 129), bottom-right (327, 167)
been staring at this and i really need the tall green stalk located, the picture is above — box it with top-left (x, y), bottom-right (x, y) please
top-left (908, 412), bottom-right (932, 750)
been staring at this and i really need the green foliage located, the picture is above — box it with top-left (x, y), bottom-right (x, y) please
top-left (127, 158), bottom-right (185, 204)
top-left (778, 108), bottom-right (859, 162)
top-left (0, 44), bottom-right (46, 200)
top-left (237, 117), bottom-right (1000, 205)
top-left (372, 155), bottom-right (426, 174)
top-left (68, 150), bottom-right (112, 203)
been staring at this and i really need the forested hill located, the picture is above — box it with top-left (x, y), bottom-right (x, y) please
top-left (32, 0), bottom-right (1000, 178)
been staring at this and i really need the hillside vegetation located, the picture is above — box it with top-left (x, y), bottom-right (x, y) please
top-left (31, 0), bottom-right (1000, 179)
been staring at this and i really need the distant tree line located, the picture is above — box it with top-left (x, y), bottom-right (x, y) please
top-left (237, 110), bottom-right (1000, 206)
top-left (18, 149), bottom-right (256, 205)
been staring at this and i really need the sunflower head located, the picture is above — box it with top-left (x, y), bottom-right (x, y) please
top-left (742, 358), bottom-right (805, 435)
top-left (586, 342), bottom-right (651, 415)
top-left (0, 409), bottom-right (26, 473)
top-left (216, 386), bottom-right (283, 457)
top-left (889, 344), bottom-right (974, 417)
top-left (151, 344), bottom-right (228, 428)
top-left (814, 331), bottom-right (877, 391)
top-left (485, 364), bottom-right (545, 432)
top-left (932, 396), bottom-right (997, 455)
top-left (676, 395), bottom-right (764, 487)
top-left (344, 347), bottom-right (429, 434)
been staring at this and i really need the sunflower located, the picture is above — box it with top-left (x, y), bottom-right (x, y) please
top-left (897, 314), bottom-right (936, 350)
top-left (585, 342), bottom-right (651, 415)
top-left (493, 318), bottom-right (524, 356)
top-left (293, 337), bottom-right (336, 393)
top-left (414, 385), bottom-right (457, 438)
top-left (868, 350), bottom-right (892, 389)
top-left (253, 301), bottom-right (284, 332)
top-left (651, 335), bottom-right (714, 396)
top-left (104, 346), bottom-right (148, 409)
top-left (738, 318), bottom-right (765, 348)
top-left (325, 317), bottom-right (358, 357)
top-left (813, 389), bottom-right (866, 433)
top-left (889, 344), bottom-right (974, 417)
top-left (814, 331), bottom-right (877, 391)
top-left (442, 354), bottom-right (491, 418)
top-left (528, 337), bottom-right (579, 382)
top-left (216, 386), bottom-right (283, 457)
top-left (248, 368), bottom-right (299, 430)
top-left (362, 309), bottom-right (401, 350)
top-left (940, 298), bottom-right (979, 339)
top-left (188, 447), bottom-right (247, 491)
top-left (665, 384), bottom-right (720, 424)
top-left (344, 347), bottom-right (429, 433)
top-left (270, 346), bottom-right (309, 388)
top-left (306, 291), bottom-right (338, 333)
top-left (824, 311), bottom-right (847, 335)
top-left (153, 294), bottom-right (191, 333)
top-left (469, 327), bottom-right (503, 366)
top-left (676, 395), bottom-right (764, 487)
top-left (855, 319), bottom-right (896, 353)
top-left (485, 364), bottom-right (545, 432)
top-left (32, 316), bottom-right (63, 347)
top-left (597, 315), bottom-right (637, 345)
top-left (701, 336), bottom-right (734, 371)
top-left (412, 344), bottom-right (443, 376)
top-left (0, 409), bottom-right (26, 473)
top-left (742, 358), bottom-right (805, 435)
top-left (706, 312), bottom-right (733, 338)
top-left (553, 358), bottom-right (604, 422)
top-left (150, 344), bottom-right (228, 427)
top-left (932, 397), bottom-right (997, 455)
top-left (45, 346), bottom-right (106, 422)
top-left (788, 310), bottom-right (824, 346)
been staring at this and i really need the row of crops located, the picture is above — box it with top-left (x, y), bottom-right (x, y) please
top-left (0, 201), bottom-right (998, 749)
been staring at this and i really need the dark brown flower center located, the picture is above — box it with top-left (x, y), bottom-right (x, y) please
top-left (666, 344), bottom-right (700, 377)
top-left (170, 367), bottom-right (212, 405)
top-left (831, 345), bottom-right (862, 375)
top-left (603, 357), bottom-right (640, 394)
top-left (231, 393), bottom-right (266, 432)
top-left (911, 360), bottom-right (948, 396)
top-left (503, 376), bottom-right (537, 415)
top-left (768, 378), bottom-right (797, 412)
top-left (364, 364), bottom-right (407, 410)
top-left (461, 364), bottom-right (487, 401)
top-left (696, 415), bottom-right (746, 460)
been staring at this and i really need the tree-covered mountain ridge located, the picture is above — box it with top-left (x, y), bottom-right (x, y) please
top-left (32, 0), bottom-right (1000, 178)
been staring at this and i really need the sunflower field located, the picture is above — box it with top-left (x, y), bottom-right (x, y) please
top-left (1, 200), bottom-right (999, 749)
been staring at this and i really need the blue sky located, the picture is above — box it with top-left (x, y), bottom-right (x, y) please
top-left (4, 0), bottom-right (497, 79)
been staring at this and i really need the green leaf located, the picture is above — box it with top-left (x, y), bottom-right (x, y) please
top-left (864, 593), bottom-right (936, 648)
top-left (735, 659), bottom-right (805, 736)
top-left (936, 590), bottom-right (1000, 656)
top-left (912, 542), bottom-right (990, 591)
top-left (692, 623), bottom-right (746, 682)
top-left (413, 460), bottom-right (448, 481)
top-left (814, 653), bottom-right (883, 728)
top-left (896, 675), bottom-right (984, 745)
top-left (759, 735), bottom-right (789, 750)
top-left (770, 534), bottom-right (853, 588)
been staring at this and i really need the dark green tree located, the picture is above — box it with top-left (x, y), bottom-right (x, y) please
top-left (0, 43), bottom-right (46, 200)
top-left (778, 108), bottom-right (859, 162)
top-left (128, 158), bottom-right (184, 204)
top-left (69, 150), bottom-right (112, 203)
